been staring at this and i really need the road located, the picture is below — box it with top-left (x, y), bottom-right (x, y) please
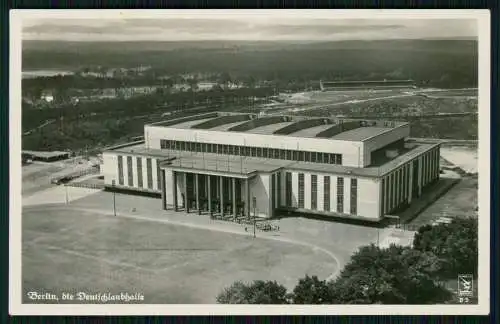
top-left (266, 93), bottom-right (416, 115)
top-left (23, 119), bottom-right (56, 136)
top-left (263, 87), bottom-right (477, 116)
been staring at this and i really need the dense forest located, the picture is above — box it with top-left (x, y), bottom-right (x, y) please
top-left (23, 39), bottom-right (478, 89)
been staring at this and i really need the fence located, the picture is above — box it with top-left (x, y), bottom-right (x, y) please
top-left (65, 182), bottom-right (105, 190)
top-left (50, 166), bottom-right (100, 185)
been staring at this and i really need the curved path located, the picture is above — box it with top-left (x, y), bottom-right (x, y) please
top-left (23, 203), bottom-right (343, 281)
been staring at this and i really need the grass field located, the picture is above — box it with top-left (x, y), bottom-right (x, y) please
top-left (22, 208), bottom-right (337, 304)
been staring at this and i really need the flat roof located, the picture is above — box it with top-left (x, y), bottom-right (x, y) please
top-left (168, 117), bottom-right (215, 129)
top-left (210, 121), bottom-right (248, 132)
top-left (105, 141), bottom-right (437, 178)
top-left (246, 122), bottom-right (295, 135)
top-left (330, 127), bottom-right (390, 141)
top-left (22, 150), bottom-right (70, 158)
top-left (288, 124), bottom-right (333, 138)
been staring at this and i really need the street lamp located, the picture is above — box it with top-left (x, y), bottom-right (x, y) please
top-left (112, 179), bottom-right (116, 216)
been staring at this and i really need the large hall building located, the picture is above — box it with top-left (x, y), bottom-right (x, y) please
top-left (101, 112), bottom-right (440, 222)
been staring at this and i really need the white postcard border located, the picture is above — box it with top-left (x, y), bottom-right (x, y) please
top-left (9, 9), bottom-right (491, 316)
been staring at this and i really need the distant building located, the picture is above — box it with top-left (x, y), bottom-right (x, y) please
top-left (197, 82), bottom-right (217, 91)
top-left (40, 91), bottom-right (54, 103)
top-left (102, 111), bottom-right (440, 222)
top-left (320, 80), bottom-right (416, 91)
top-left (22, 150), bottom-right (70, 162)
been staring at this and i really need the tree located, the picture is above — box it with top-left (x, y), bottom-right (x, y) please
top-left (413, 218), bottom-right (478, 278)
top-left (216, 280), bottom-right (289, 304)
top-left (328, 244), bottom-right (451, 304)
top-left (291, 275), bottom-right (331, 304)
top-left (186, 78), bottom-right (199, 92)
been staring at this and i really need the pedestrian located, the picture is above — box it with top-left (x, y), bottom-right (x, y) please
top-left (245, 227), bottom-right (248, 232)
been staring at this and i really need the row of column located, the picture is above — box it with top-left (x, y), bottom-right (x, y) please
top-left (164, 171), bottom-right (251, 219)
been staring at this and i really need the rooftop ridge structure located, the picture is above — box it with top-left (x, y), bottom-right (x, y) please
top-left (146, 111), bottom-right (405, 141)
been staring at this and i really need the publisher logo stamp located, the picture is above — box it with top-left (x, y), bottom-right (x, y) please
top-left (457, 274), bottom-right (473, 303)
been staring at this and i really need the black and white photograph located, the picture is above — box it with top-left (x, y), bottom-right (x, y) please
top-left (9, 9), bottom-right (490, 315)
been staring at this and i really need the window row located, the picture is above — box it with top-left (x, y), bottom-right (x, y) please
top-left (160, 139), bottom-right (342, 165)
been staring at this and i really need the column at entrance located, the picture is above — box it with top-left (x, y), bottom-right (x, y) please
top-left (195, 173), bottom-right (200, 215)
top-left (183, 172), bottom-right (189, 213)
top-left (245, 178), bottom-right (250, 219)
top-left (208, 175), bottom-right (213, 216)
top-left (173, 171), bottom-right (178, 211)
top-left (220, 176), bottom-right (225, 217)
top-left (232, 178), bottom-right (237, 220)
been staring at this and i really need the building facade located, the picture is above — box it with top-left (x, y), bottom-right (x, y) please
top-left (101, 112), bottom-right (440, 222)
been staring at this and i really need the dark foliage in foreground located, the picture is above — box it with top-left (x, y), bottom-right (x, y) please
top-left (413, 218), bottom-right (478, 278)
top-left (216, 280), bottom-right (289, 304)
top-left (216, 218), bottom-right (477, 304)
top-left (328, 245), bottom-right (451, 304)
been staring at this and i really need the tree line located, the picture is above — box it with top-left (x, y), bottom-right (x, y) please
top-left (23, 39), bottom-right (477, 90)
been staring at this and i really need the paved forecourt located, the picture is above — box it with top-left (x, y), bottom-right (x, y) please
top-left (22, 190), bottom-right (385, 304)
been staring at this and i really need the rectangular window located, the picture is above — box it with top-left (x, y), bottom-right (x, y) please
top-left (277, 172), bottom-right (282, 207)
top-left (292, 151), bottom-right (298, 161)
top-left (311, 152), bottom-right (317, 163)
top-left (384, 176), bottom-right (389, 214)
top-left (381, 178), bottom-right (386, 214)
top-left (156, 161), bottom-right (161, 190)
top-left (127, 156), bottom-right (133, 186)
top-left (298, 151), bottom-right (305, 162)
top-left (246, 146), bottom-right (251, 156)
top-left (298, 173), bottom-right (305, 208)
top-left (399, 168), bottom-right (404, 205)
top-left (234, 146), bottom-right (240, 156)
top-left (196, 142), bottom-right (202, 152)
top-left (328, 154), bottom-right (335, 164)
top-left (286, 150), bottom-right (292, 160)
top-left (350, 178), bottom-right (358, 215)
top-left (137, 157), bottom-right (143, 188)
top-left (286, 172), bottom-right (292, 206)
top-left (324, 176), bottom-right (330, 211)
top-left (274, 149), bottom-right (280, 159)
top-left (257, 147), bottom-right (263, 157)
top-left (338, 155), bottom-right (343, 165)
top-left (317, 153), bottom-right (323, 163)
top-left (263, 148), bottom-right (268, 158)
top-left (251, 147), bottom-right (257, 157)
top-left (311, 174), bottom-right (318, 210)
top-left (280, 150), bottom-right (286, 160)
top-left (337, 177), bottom-right (344, 213)
top-left (146, 158), bottom-right (153, 189)
top-left (305, 151), bottom-right (311, 162)
top-left (180, 141), bottom-right (186, 151)
top-left (222, 145), bottom-right (228, 155)
top-left (117, 155), bottom-right (124, 185)
top-left (217, 144), bottom-right (223, 154)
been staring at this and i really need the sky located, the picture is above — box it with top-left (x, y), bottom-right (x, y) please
top-left (21, 11), bottom-right (479, 42)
